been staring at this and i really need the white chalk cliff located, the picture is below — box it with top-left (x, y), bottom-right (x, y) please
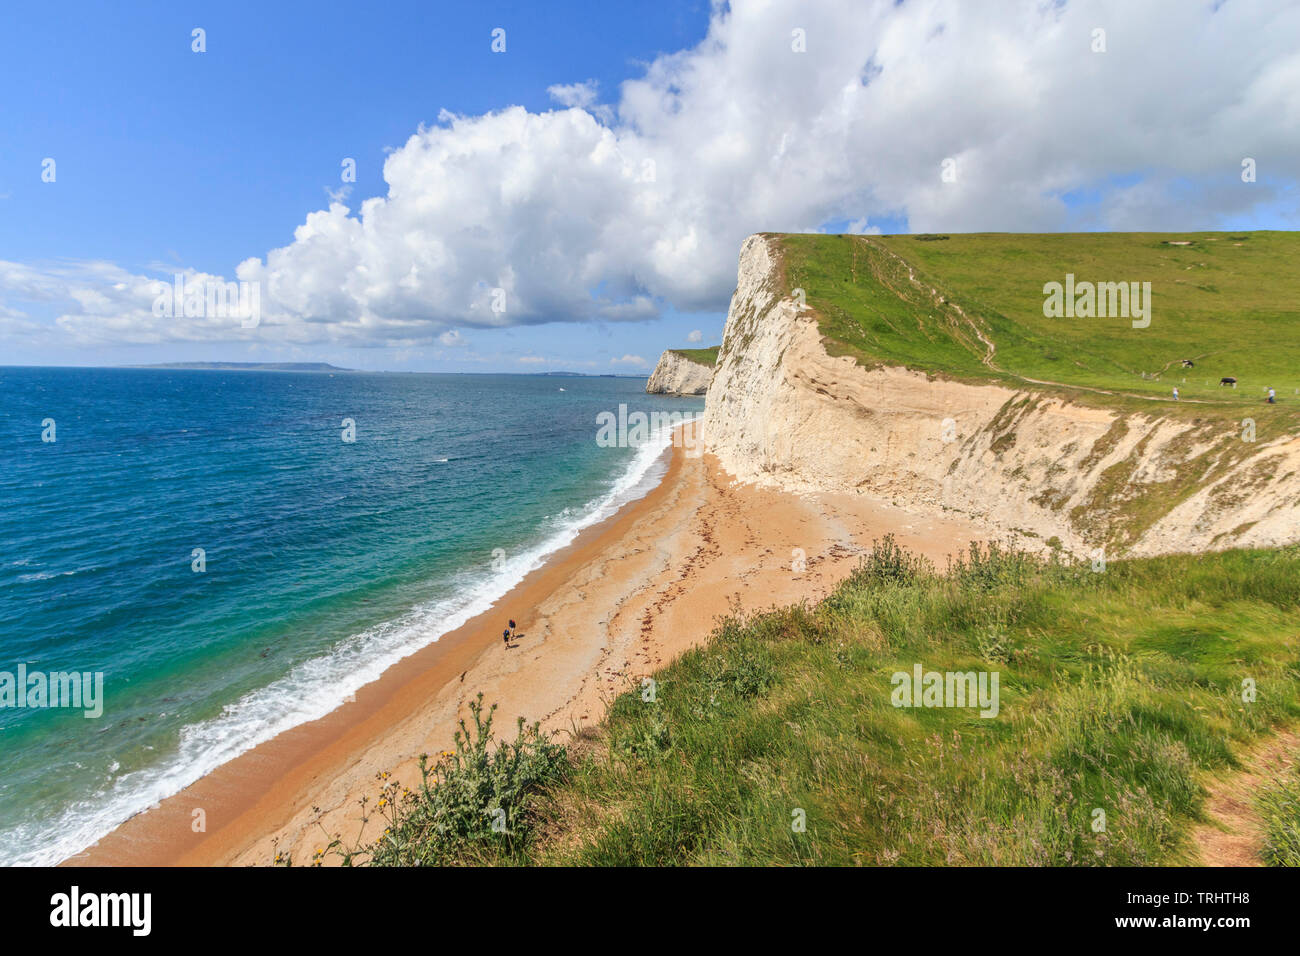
top-left (646, 350), bottom-right (714, 396)
top-left (702, 234), bottom-right (1300, 557)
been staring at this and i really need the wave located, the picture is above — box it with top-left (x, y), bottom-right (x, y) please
top-left (3, 416), bottom-right (693, 866)
top-left (15, 569), bottom-right (80, 583)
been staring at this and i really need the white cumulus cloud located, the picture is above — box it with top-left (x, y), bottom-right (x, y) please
top-left (5, 0), bottom-right (1298, 350)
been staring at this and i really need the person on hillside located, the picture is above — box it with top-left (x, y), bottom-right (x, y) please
top-left (502, 627), bottom-right (511, 648)
top-left (509, 618), bottom-right (517, 639)
top-left (1267, 387), bottom-right (1276, 404)
top-left (1172, 387), bottom-right (1179, 402)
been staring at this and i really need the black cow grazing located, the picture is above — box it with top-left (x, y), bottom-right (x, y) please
top-left (1181, 359), bottom-right (1195, 368)
top-left (1220, 377), bottom-right (1237, 387)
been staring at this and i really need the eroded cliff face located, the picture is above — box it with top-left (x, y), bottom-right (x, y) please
top-left (646, 350), bottom-right (714, 396)
top-left (702, 234), bottom-right (1300, 557)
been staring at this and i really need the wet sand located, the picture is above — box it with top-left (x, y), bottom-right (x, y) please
top-left (69, 424), bottom-right (982, 866)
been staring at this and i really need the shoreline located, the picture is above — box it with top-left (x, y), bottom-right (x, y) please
top-left (66, 432), bottom-right (691, 866)
top-left (69, 424), bottom-right (984, 866)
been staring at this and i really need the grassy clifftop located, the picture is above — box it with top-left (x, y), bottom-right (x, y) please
top-left (668, 346), bottom-right (720, 366)
top-left (776, 231), bottom-right (1300, 419)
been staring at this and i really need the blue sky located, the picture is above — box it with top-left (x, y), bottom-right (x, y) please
top-left (1, 1), bottom-right (709, 269)
top-left (1, 0), bottom-right (722, 370)
top-left (2, 0), bottom-right (1296, 371)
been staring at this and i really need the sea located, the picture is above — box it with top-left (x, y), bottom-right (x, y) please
top-left (0, 366), bottom-right (702, 865)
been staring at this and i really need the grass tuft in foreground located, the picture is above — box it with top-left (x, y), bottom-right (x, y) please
top-left (1256, 762), bottom-right (1300, 866)
top-left (285, 693), bottom-right (568, 867)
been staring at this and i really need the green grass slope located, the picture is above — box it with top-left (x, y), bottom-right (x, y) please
top-left (1257, 760), bottom-right (1300, 866)
top-left (516, 542), bottom-right (1300, 866)
top-left (776, 231), bottom-right (1300, 420)
top-left (335, 539), bottom-right (1299, 868)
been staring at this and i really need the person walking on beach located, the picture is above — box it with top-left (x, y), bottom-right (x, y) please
top-left (509, 618), bottom-right (517, 639)
top-left (502, 627), bottom-right (510, 648)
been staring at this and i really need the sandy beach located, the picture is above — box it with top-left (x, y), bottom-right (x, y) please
top-left (69, 424), bottom-right (982, 866)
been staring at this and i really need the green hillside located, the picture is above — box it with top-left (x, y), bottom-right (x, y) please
top-left (519, 542), bottom-right (1300, 866)
top-left (775, 231), bottom-right (1300, 419)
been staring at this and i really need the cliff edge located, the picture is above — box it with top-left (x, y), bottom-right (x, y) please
top-left (646, 348), bottom-right (717, 396)
top-left (702, 233), bottom-right (1300, 557)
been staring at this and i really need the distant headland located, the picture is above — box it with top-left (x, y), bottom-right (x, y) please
top-left (125, 362), bottom-right (356, 372)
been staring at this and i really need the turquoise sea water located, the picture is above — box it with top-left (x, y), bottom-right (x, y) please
top-left (0, 366), bottom-right (701, 865)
